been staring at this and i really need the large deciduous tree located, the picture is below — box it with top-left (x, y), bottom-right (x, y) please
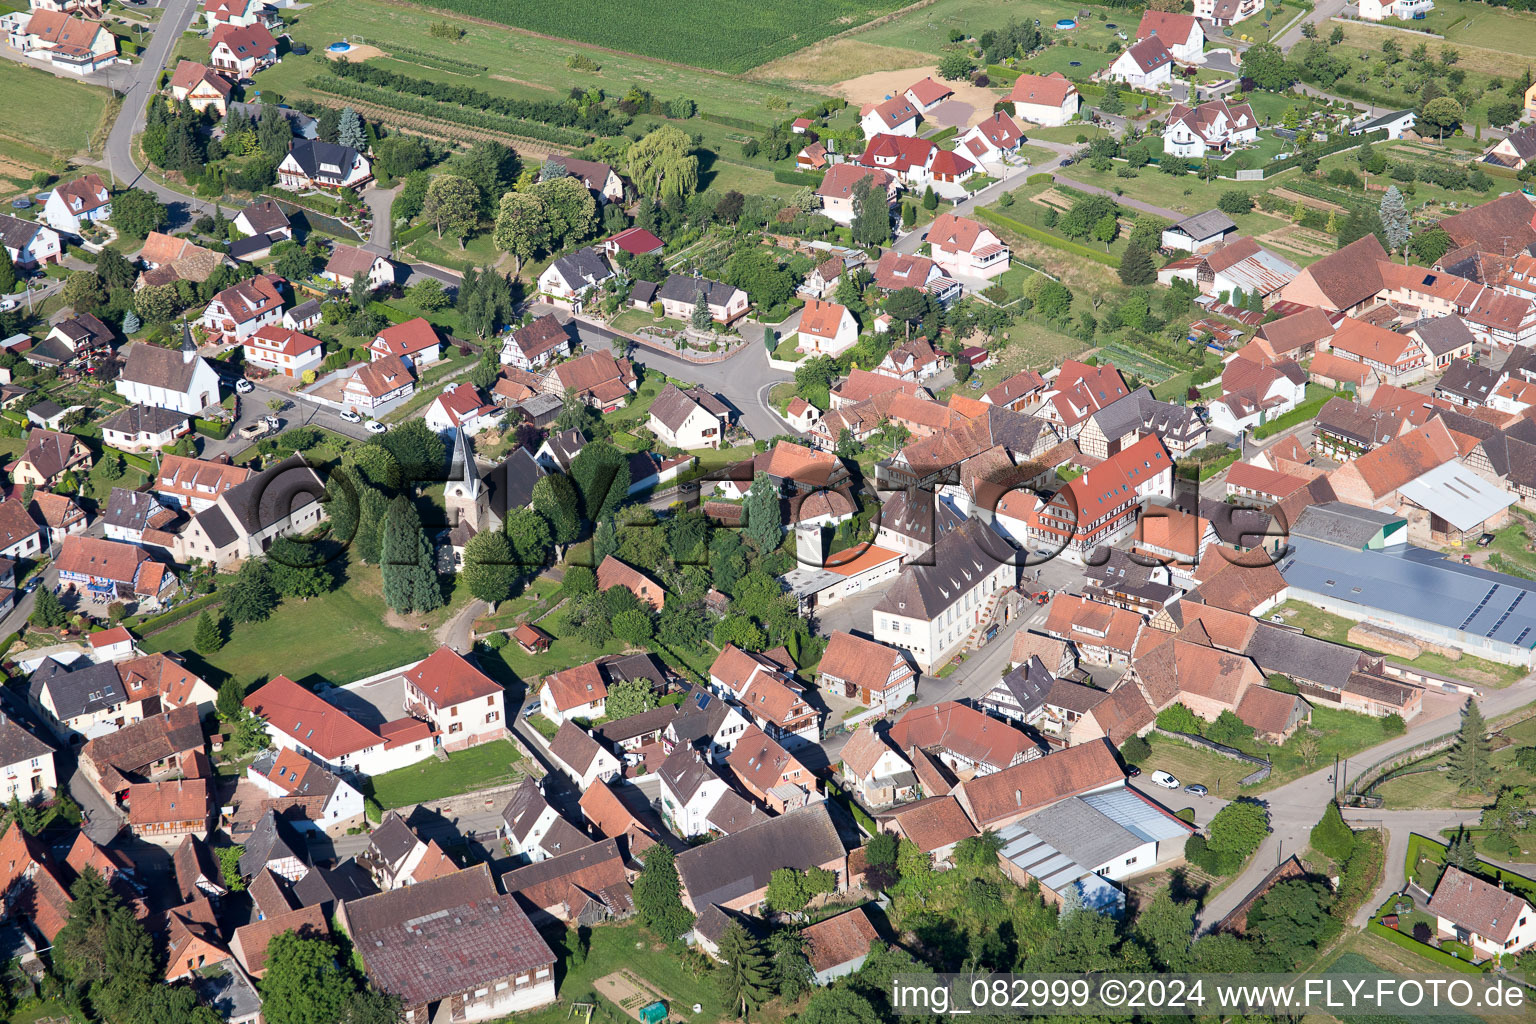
top-left (421, 174), bottom-right (481, 245)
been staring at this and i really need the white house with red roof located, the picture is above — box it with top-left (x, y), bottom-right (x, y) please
top-left (245, 675), bottom-right (436, 777)
top-left (242, 324), bottom-right (322, 377)
top-left (1008, 73), bottom-right (1080, 127)
top-left (958, 111), bottom-right (1025, 165)
top-left (601, 227), bottom-right (663, 260)
top-left (928, 150), bottom-right (978, 199)
top-left (927, 213), bottom-right (1009, 280)
top-left (858, 134), bottom-right (936, 186)
top-left (208, 22), bottom-right (276, 76)
top-left (203, 0), bottom-right (277, 31)
top-left (1016, 433), bottom-right (1174, 561)
top-left (1163, 99), bottom-right (1259, 159)
top-left (8, 10), bottom-right (117, 76)
top-left (395, 646), bottom-right (507, 752)
top-left (794, 299), bottom-right (859, 358)
top-left (1429, 865), bottom-right (1536, 959)
top-left (424, 382), bottom-right (500, 436)
top-left (369, 317), bottom-right (443, 369)
top-left (199, 274), bottom-right (285, 341)
top-left (860, 94), bottom-right (921, 138)
top-left (1109, 36), bottom-right (1175, 91)
top-left (343, 355), bottom-right (414, 411)
top-left (43, 173), bottom-right (110, 234)
top-left (904, 76), bottom-right (953, 112)
top-left (1136, 11), bottom-right (1204, 63)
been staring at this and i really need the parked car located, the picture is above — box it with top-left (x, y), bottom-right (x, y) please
top-left (365, 420), bottom-right (387, 434)
top-left (339, 410), bottom-right (362, 424)
top-left (1126, 765), bottom-right (1141, 778)
top-left (235, 379), bottom-right (255, 394)
top-left (1150, 770), bottom-right (1179, 790)
top-left (0, 297), bottom-right (15, 313)
top-left (521, 700), bottom-right (541, 719)
top-left (1184, 783), bottom-right (1208, 796)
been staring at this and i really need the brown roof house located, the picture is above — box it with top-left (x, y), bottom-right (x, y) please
top-left (802, 905), bottom-right (880, 985)
top-left (339, 864), bottom-right (558, 1022)
top-left (500, 837), bottom-right (633, 928)
top-left (876, 795), bottom-right (977, 863)
top-left (817, 632), bottom-right (917, 715)
top-left (674, 802), bottom-right (845, 913)
top-left (127, 778), bottom-right (213, 844)
top-left (10, 428), bottom-right (90, 488)
top-left (952, 738), bottom-right (1126, 830)
top-left (838, 723), bottom-right (915, 808)
top-left (596, 554), bottom-right (665, 610)
top-left (1429, 865), bottom-right (1536, 959)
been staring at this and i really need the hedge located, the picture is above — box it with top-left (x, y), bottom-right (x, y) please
top-left (1364, 921), bottom-right (1486, 973)
top-left (130, 590), bottom-right (224, 635)
top-left (1249, 394), bottom-right (1331, 439)
top-left (1027, 172), bottom-right (1053, 184)
top-left (975, 207), bottom-right (1118, 266)
top-left (1405, 832), bottom-right (1536, 903)
top-left (194, 418), bottom-right (231, 439)
top-left (306, 77), bottom-right (595, 148)
top-left (106, 446), bottom-right (156, 474)
top-left (702, 112), bottom-right (767, 133)
top-left (1247, 128), bottom-right (1388, 179)
top-left (773, 168), bottom-right (822, 187)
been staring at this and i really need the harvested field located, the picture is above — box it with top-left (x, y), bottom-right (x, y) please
top-left (830, 65), bottom-right (1001, 129)
top-left (1269, 186), bottom-right (1345, 213)
top-left (326, 43), bottom-right (387, 61)
top-left (745, 38), bottom-right (933, 84)
top-left (1257, 225), bottom-right (1335, 259)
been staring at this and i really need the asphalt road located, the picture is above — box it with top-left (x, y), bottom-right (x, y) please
top-left (576, 316), bottom-right (794, 440)
top-left (892, 141), bottom-right (1075, 256)
top-left (1194, 675), bottom-right (1536, 931)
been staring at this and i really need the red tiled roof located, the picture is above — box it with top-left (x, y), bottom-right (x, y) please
top-left (802, 906), bottom-right (879, 973)
top-left (371, 317), bottom-right (441, 358)
top-left (597, 555), bottom-right (664, 610)
top-left (1009, 72), bottom-right (1076, 107)
top-left (957, 740), bottom-right (1125, 827)
top-left (244, 675), bottom-right (380, 758)
top-left (403, 646), bottom-right (501, 707)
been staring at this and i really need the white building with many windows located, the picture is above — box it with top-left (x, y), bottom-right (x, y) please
top-left (872, 519), bottom-right (1017, 672)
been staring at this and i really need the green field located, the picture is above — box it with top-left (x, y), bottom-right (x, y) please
top-left (849, 0), bottom-right (1129, 56)
top-left (0, 61), bottom-right (113, 161)
top-left (367, 738), bottom-right (524, 808)
top-left (393, 0), bottom-right (908, 73)
top-left (1019, 44), bottom-right (1113, 81)
top-left (255, 0), bottom-right (820, 191)
top-left (141, 556), bottom-right (462, 686)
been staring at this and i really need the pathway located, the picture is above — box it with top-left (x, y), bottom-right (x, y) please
top-left (891, 140), bottom-right (1077, 256)
top-left (435, 598), bottom-right (488, 654)
top-left (1340, 808), bottom-right (1483, 928)
top-left (574, 316), bottom-right (794, 440)
top-left (1052, 175), bottom-right (1187, 221)
top-left (1194, 675), bottom-right (1536, 931)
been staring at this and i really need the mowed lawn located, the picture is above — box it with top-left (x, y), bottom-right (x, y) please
top-left (513, 921), bottom-right (730, 1024)
top-left (367, 739), bottom-right (524, 808)
top-left (0, 61), bottom-right (112, 158)
top-left (141, 559), bottom-right (445, 686)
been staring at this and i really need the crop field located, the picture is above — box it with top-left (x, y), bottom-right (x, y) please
top-left (256, 0), bottom-right (824, 194)
top-left (394, 0), bottom-right (911, 73)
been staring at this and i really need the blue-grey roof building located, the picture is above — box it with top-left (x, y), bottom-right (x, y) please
top-left (1278, 526), bottom-right (1536, 667)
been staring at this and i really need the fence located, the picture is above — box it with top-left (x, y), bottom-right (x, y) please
top-left (1151, 727), bottom-right (1272, 785)
top-left (1347, 732), bottom-right (1459, 797)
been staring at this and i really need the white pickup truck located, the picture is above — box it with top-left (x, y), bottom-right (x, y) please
top-left (237, 415), bottom-right (280, 441)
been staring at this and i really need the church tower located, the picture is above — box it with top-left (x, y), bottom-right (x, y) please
top-left (444, 426), bottom-right (488, 530)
